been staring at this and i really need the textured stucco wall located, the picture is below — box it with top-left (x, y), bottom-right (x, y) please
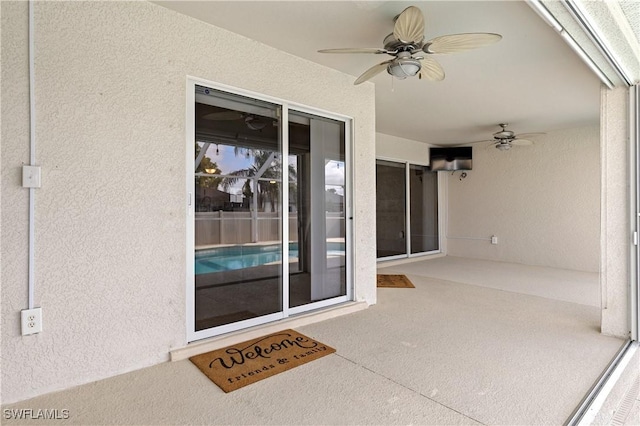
top-left (1, 1), bottom-right (376, 404)
top-left (446, 126), bottom-right (600, 272)
top-left (375, 132), bottom-right (431, 165)
top-left (600, 86), bottom-right (630, 338)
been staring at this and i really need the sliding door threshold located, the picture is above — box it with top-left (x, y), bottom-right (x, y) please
top-left (171, 301), bottom-right (368, 361)
top-left (567, 340), bottom-right (639, 425)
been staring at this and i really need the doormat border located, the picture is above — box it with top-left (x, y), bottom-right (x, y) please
top-left (189, 329), bottom-right (335, 392)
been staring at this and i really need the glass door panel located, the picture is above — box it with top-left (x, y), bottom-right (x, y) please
top-left (288, 111), bottom-right (346, 308)
top-left (410, 165), bottom-right (439, 254)
top-left (376, 160), bottom-right (407, 258)
top-left (194, 86), bottom-right (282, 331)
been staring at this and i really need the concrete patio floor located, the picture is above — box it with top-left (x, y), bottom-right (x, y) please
top-left (2, 257), bottom-right (631, 425)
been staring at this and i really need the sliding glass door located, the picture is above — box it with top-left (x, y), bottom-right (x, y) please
top-left (193, 86), bottom-right (283, 332)
top-left (376, 160), bottom-right (407, 258)
top-left (189, 82), bottom-right (351, 340)
top-left (288, 111), bottom-right (347, 309)
top-left (409, 164), bottom-right (439, 253)
top-left (376, 159), bottom-right (439, 261)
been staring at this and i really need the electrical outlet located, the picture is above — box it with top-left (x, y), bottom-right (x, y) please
top-left (21, 307), bottom-right (42, 336)
top-left (491, 235), bottom-right (498, 245)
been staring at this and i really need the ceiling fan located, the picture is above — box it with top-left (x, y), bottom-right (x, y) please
top-left (203, 111), bottom-right (271, 131)
top-left (318, 6), bottom-right (502, 85)
top-left (484, 123), bottom-right (545, 151)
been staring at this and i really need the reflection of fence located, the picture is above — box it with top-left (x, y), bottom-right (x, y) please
top-left (195, 212), bottom-right (345, 246)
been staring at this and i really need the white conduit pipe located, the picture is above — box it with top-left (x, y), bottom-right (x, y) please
top-left (28, 0), bottom-right (36, 310)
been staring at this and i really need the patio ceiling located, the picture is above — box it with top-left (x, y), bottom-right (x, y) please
top-left (154, 1), bottom-right (603, 145)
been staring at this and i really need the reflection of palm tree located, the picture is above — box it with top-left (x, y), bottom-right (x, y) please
top-left (221, 150), bottom-right (296, 212)
top-left (195, 143), bottom-right (222, 189)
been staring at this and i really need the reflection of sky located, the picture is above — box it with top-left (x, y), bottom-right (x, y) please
top-left (199, 143), bottom-right (255, 195)
top-left (325, 161), bottom-right (344, 185)
top-left (325, 160), bottom-right (345, 196)
top-left (202, 143), bottom-right (253, 175)
top-left (197, 142), bottom-right (345, 196)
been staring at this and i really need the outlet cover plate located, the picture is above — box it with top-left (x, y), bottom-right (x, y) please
top-left (21, 307), bottom-right (42, 335)
top-left (22, 165), bottom-right (41, 188)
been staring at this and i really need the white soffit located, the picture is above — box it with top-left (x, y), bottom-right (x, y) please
top-left (541, 0), bottom-right (640, 86)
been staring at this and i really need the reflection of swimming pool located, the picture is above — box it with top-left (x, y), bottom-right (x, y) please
top-left (195, 243), bottom-right (345, 274)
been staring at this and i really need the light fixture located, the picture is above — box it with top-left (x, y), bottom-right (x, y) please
top-left (496, 143), bottom-right (512, 151)
top-left (387, 53), bottom-right (421, 79)
top-left (245, 116), bottom-right (267, 131)
top-left (205, 168), bottom-right (217, 174)
top-left (269, 180), bottom-right (276, 184)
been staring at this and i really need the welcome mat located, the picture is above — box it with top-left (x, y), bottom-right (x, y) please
top-left (377, 274), bottom-right (415, 288)
top-left (189, 329), bottom-right (335, 393)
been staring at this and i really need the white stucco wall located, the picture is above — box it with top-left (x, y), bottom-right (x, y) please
top-left (376, 128), bottom-right (601, 273)
top-left (445, 126), bottom-right (601, 272)
top-left (1, 1), bottom-right (376, 404)
top-left (376, 132), bottom-right (431, 165)
top-left (600, 86), bottom-right (631, 338)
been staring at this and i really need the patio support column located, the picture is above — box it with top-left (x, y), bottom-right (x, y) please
top-left (600, 85), bottom-right (631, 338)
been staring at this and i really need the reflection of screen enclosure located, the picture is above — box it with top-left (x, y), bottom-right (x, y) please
top-left (194, 86), bottom-right (346, 332)
top-left (288, 110), bottom-right (346, 308)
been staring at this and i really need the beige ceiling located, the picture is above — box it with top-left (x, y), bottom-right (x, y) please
top-left (154, 1), bottom-right (603, 145)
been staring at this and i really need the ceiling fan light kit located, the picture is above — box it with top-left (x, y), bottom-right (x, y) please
top-left (388, 55), bottom-right (421, 79)
top-left (318, 6), bottom-right (502, 85)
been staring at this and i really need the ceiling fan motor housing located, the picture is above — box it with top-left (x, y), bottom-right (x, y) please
top-left (493, 123), bottom-right (515, 140)
top-left (383, 33), bottom-right (423, 52)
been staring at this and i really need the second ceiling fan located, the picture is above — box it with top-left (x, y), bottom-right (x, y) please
top-left (318, 6), bottom-right (502, 85)
top-left (484, 123), bottom-right (545, 150)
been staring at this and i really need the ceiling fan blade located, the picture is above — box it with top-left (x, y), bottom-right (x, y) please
top-left (318, 48), bottom-right (391, 54)
top-left (424, 33), bottom-right (502, 54)
top-left (393, 6), bottom-right (425, 44)
top-left (511, 139), bottom-right (534, 146)
top-left (515, 132), bottom-right (546, 139)
top-left (464, 139), bottom-right (493, 145)
top-left (203, 111), bottom-right (244, 121)
top-left (418, 57), bottom-right (445, 81)
top-left (354, 60), bottom-right (392, 85)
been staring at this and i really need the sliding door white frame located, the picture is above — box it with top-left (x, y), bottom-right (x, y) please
top-left (376, 157), bottom-right (442, 262)
top-left (185, 76), bottom-right (353, 343)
